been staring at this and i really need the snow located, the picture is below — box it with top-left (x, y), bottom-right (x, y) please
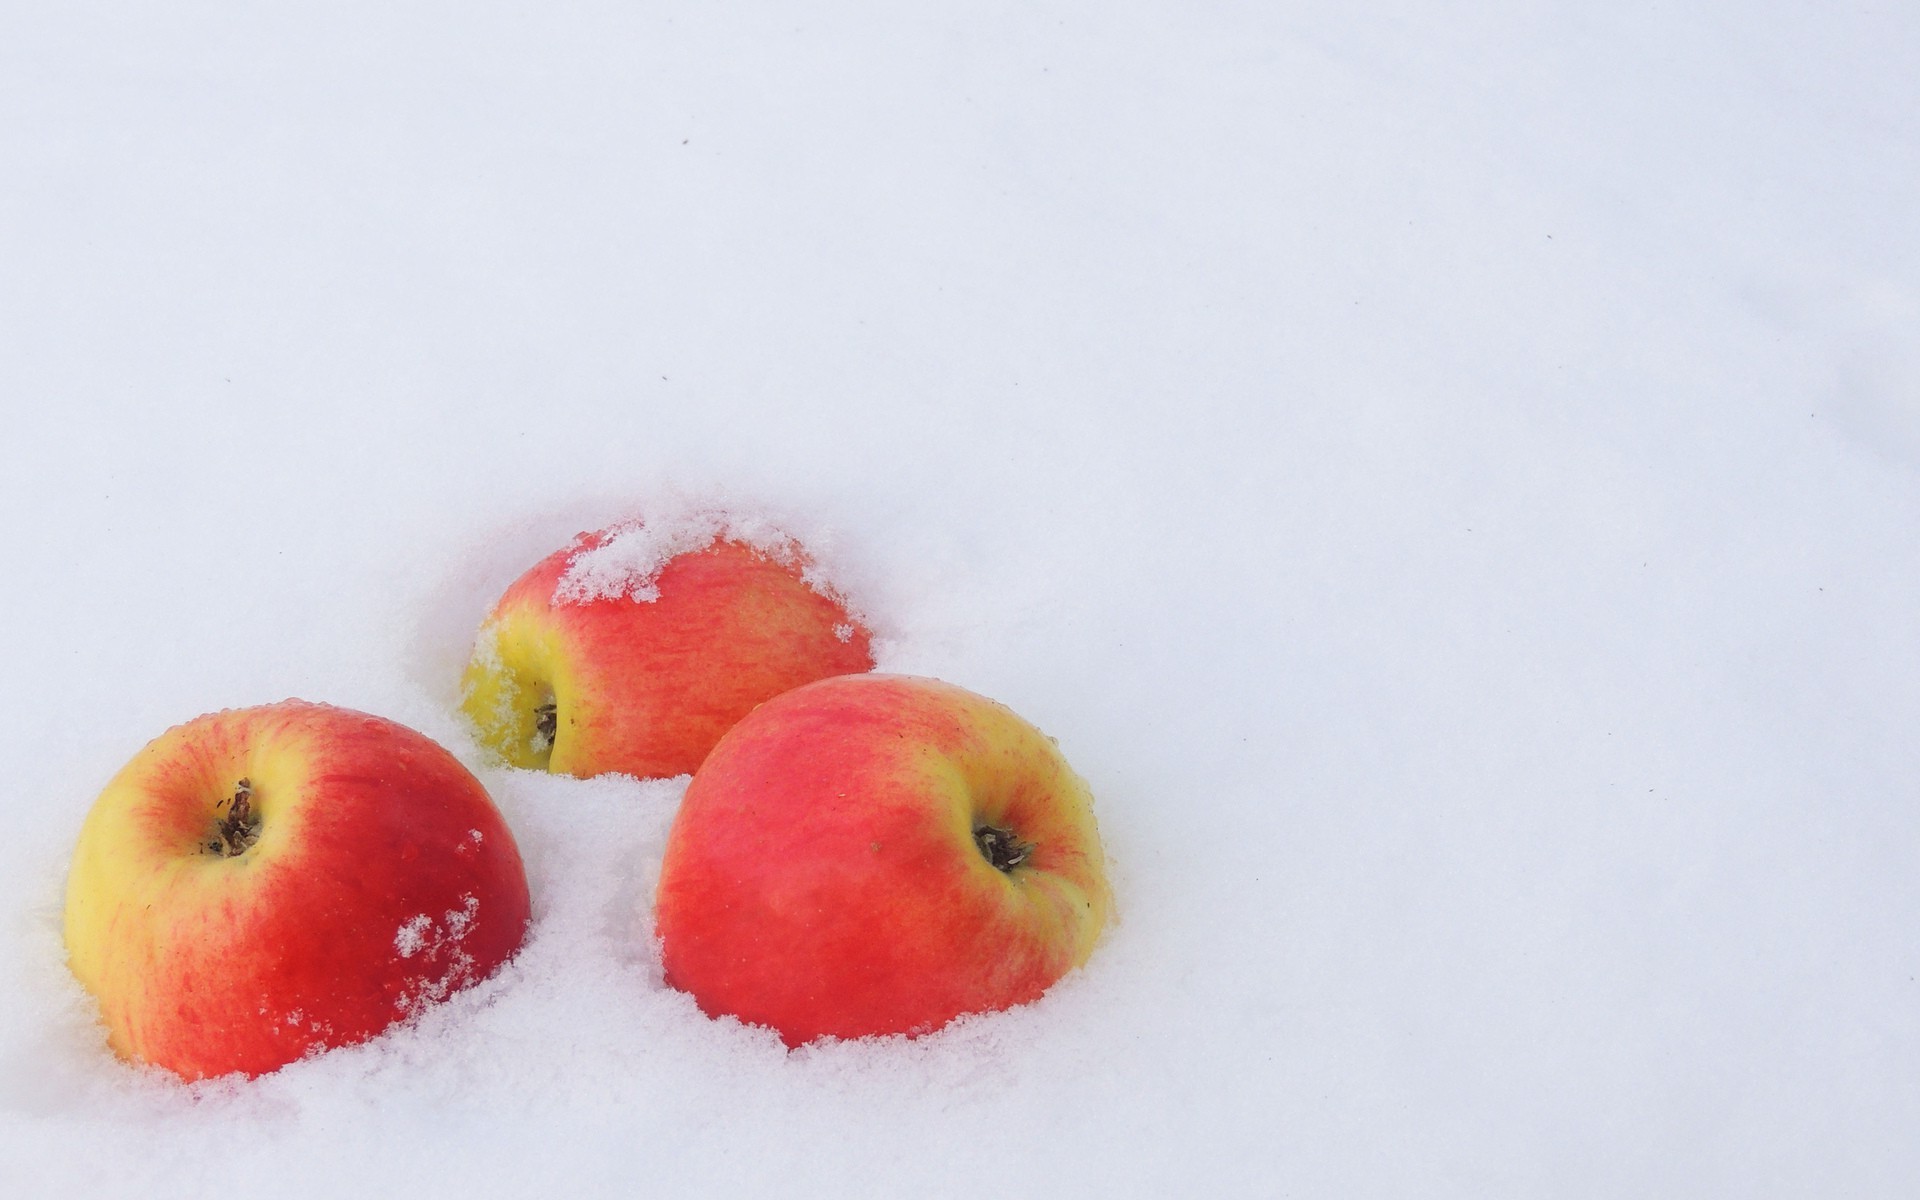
top-left (2, 2), bottom-right (1917, 1196)
top-left (553, 501), bottom-right (816, 605)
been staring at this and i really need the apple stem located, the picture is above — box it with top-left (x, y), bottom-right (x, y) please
top-left (973, 824), bottom-right (1033, 872)
top-left (209, 778), bottom-right (262, 857)
top-left (534, 701), bottom-right (557, 749)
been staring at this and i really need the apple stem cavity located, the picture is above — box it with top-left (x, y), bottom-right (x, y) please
top-left (534, 701), bottom-right (557, 751)
top-left (973, 824), bottom-right (1034, 873)
top-left (208, 778), bottom-right (262, 857)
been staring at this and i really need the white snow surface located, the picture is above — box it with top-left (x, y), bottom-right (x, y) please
top-left (2, 3), bottom-right (1918, 1197)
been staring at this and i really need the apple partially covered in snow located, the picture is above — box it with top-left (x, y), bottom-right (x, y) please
top-left (63, 701), bottom-right (531, 1080)
top-left (461, 513), bottom-right (874, 780)
top-left (655, 674), bottom-right (1111, 1046)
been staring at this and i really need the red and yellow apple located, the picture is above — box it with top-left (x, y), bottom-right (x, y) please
top-left (63, 701), bottom-right (532, 1080)
top-left (461, 518), bottom-right (874, 780)
top-left (655, 674), bottom-right (1110, 1046)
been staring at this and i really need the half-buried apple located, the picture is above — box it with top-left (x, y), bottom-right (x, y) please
top-left (460, 511), bottom-right (874, 780)
top-left (63, 701), bottom-right (531, 1080)
top-left (655, 674), bottom-right (1111, 1046)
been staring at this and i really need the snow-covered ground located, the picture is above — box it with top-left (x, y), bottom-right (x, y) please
top-left (3, 3), bottom-right (1917, 1195)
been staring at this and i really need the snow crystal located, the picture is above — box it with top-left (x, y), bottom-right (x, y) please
top-left (393, 897), bottom-right (480, 961)
top-left (442, 895), bottom-right (478, 941)
top-left (392, 915), bottom-right (433, 959)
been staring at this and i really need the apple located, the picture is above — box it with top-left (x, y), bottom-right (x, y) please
top-left (654, 673), bottom-right (1111, 1046)
top-left (63, 701), bottom-right (532, 1080)
top-left (460, 516), bottom-right (874, 780)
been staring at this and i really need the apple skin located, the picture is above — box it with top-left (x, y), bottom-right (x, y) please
top-left (655, 674), bottom-right (1110, 1046)
top-left (461, 528), bottom-right (874, 780)
top-left (63, 701), bottom-right (532, 1081)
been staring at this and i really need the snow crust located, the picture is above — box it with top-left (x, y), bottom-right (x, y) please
top-left (554, 502), bottom-right (813, 605)
top-left (2, 3), bottom-right (1917, 1198)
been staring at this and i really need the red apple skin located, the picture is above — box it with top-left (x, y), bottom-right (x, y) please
top-left (63, 702), bottom-right (532, 1080)
top-left (462, 531), bottom-right (875, 780)
top-left (655, 674), bottom-right (1111, 1046)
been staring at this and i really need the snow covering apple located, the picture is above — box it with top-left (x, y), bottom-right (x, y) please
top-left (63, 701), bottom-right (532, 1080)
top-left (655, 674), bottom-right (1111, 1046)
top-left (461, 512), bottom-right (874, 780)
